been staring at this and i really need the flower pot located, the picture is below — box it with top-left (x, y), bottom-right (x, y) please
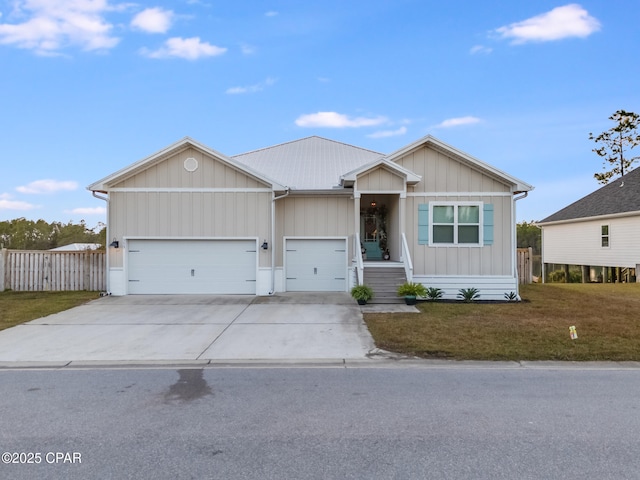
top-left (357, 299), bottom-right (367, 305)
top-left (404, 295), bottom-right (417, 305)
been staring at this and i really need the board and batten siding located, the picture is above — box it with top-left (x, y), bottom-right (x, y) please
top-left (405, 195), bottom-right (512, 276)
top-left (542, 215), bottom-right (640, 267)
top-left (107, 148), bottom-right (273, 269)
top-left (394, 145), bottom-right (514, 277)
top-left (395, 145), bottom-right (511, 194)
top-left (275, 196), bottom-right (355, 266)
top-left (112, 147), bottom-right (266, 189)
top-left (356, 166), bottom-right (405, 192)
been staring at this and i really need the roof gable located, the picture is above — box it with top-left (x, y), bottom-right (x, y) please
top-left (539, 167), bottom-right (640, 224)
top-left (88, 137), bottom-right (285, 192)
top-left (386, 135), bottom-right (533, 193)
top-left (341, 158), bottom-right (421, 187)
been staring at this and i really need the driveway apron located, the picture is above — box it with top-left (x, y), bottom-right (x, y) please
top-left (0, 293), bottom-right (375, 363)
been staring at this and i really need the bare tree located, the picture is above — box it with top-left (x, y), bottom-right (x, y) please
top-left (589, 110), bottom-right (640, 184)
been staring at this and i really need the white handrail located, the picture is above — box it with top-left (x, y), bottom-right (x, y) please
top-left (354, 233), bottom-right (364, 285)
top-left (401, 232), bottom-right (413, 283)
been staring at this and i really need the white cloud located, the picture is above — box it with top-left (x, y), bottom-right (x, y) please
top-left (367, 126), bottom-right (407, 138)
top-left (0, 193), bottom-right (39, 211)
top-left (295, 112), bottom-right (387, 128)
top-left (0, 0), bottom-right (120, 54)
top-left (435, 116), bottom-right (482, 128)
top-left (265, 11), bottom-right (278, 17)
top-left (494, 4), bottom-right (601, 44)
top-left (131, 7), bottom-right (173, 34)
top-left (470, 44), bottom-right (492, 55)
top-left (16, 179), bottom-right (78, 194)
top-left (65, 206), bottom-right (106, 215)
top-left (226, 77), bottom-right (276, 94)
top-left (143, 37), bottom-right (227, 60)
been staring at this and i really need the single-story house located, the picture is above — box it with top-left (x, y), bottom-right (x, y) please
top-left (88, 135), bottom-right (533, 300)
top-left (538, 167), bottom-right (640, 283)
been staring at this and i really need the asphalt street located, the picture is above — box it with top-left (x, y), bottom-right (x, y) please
top-left (2, 364), bottom-right (639, 479)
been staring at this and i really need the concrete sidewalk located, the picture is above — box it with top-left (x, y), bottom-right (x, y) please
top-left (0, 293), bottom-right (378, 363)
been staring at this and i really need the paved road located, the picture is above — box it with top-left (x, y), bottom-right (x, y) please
top-left (2, 364), bottom-right (639, 479)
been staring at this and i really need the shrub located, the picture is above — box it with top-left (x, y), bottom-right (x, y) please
top-left (425, 287), bottom-right (444, 301)
top-left (458, 287), bottom-right (480, 303)
top-left (397, 282), bottom-right (427, 298)
top-left (350, 284), bottom-right (374, 302)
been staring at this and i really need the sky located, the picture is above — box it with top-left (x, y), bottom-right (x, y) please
top-left (1, 0), bottom-right (639, 228)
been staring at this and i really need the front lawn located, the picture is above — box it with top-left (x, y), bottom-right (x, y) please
top-left (0, 291), bottom-right (100, 331)
top-left (364, 283), bottom-right (640, 361)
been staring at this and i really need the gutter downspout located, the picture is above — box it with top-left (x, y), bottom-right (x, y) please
top-left (512, 191), bottom-right (528, 299)
top-left (270, 188), bottom-right (290, 294)
top-left (92, 191), bottom-right (110, 294)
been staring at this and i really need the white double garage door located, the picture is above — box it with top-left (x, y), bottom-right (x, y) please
top-left (126, 238), bottom-right (347, 294)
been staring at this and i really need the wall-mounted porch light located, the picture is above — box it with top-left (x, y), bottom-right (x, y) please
top-left (261, 240), bottom-right (269, 250)
top-left (109, 238), bottom-right (119, 248)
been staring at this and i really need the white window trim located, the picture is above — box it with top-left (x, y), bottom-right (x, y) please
top-left (601, 224), bottom-right (610, 249)
top-left (429, 201), bottom-right (483, 247)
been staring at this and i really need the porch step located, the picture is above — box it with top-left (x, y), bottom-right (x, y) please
top-left (363, 266), bottom-right (406, 304)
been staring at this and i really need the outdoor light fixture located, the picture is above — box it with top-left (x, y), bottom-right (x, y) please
top-left (109, 239), bottom-right (119, 248)
top-left (261, 240), bottom-right (268, 250)
top-left (370, 201), bottom-right (376, 207)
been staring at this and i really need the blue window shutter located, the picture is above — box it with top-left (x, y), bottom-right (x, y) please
top-left (483, 204), bottom-right (494, 245)
top-left (418, 204), bottom-right (429, 245)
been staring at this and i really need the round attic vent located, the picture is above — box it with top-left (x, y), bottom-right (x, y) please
top-left (184, 157), bottom-right (198, 172)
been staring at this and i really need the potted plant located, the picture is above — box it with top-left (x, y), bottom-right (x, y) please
top-left (350, 284), bottom-right (374, 305)
top-left (397, 282), bottom-right (427, 305)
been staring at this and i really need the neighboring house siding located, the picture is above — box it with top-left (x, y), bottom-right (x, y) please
top-left (275, 196), bottom-right (355, 266)
top-left (542, 215), bottom-right (640, 267)
top-left (357, 167), bottom-right (405, 191)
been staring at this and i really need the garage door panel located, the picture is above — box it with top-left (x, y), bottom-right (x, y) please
top-left (285, 239), bottom-right (347, 292)
top-left (127, 240), bottom-right (256, 294)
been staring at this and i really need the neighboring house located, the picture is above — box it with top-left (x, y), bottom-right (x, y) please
top-left (537, 167), bottom-right (640, 283)
top-left (87, 135), bottom-right (532, 299)
top-left (50, 243), bottom-right (102, 251)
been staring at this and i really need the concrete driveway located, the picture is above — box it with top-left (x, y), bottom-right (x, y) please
top-left (0, 293), bottom-right (377, 364)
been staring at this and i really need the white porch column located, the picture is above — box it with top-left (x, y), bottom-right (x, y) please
top-left (354, 192), bottom-right (361, 255)
top-left (399, 192), bottom-right (406, 261)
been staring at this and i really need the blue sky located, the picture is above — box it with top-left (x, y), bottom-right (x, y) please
top-left (1, 1), bottom-right (638, 227)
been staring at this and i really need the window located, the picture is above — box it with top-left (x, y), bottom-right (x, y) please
top-left (432, 203), bottom-right (480, 245)
top-left (601, 225), bottom-right (609, 247)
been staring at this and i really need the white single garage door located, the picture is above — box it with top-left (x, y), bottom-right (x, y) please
top-left (127, 239), bottom-right (257, 294)
top-left (285, 239), bottom-right (347, 292)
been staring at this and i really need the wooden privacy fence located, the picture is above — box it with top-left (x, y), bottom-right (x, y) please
top-left (517, 247), bottom-right (533, 284)
top-left (0, 249), bottom-right (106, 292)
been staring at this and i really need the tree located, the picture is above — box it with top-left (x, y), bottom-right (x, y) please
top-left (0, 218), bottom-right (105, 250)
top-left (516, 221), bottom-right (541, 255)
top-left (589, 110), bottom-right (640, 184)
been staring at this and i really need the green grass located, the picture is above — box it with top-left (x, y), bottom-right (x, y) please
top-left (364, 283), bottom-right (640, 361)
top-left (0, 291), bottom-right (100, 331)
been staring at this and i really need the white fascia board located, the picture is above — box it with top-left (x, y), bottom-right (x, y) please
top-left (87, 137), bottom-right (286, 192)
top-left (340, 158), bottom-right (421, 185)
top-left (386, 134), bottom-right (534, 193)
top-left (536, 210), bottom-right (640, 227)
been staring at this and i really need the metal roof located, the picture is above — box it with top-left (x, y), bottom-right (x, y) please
top-left (231, 136), bottom-right (384, 190)
top-left (538, 167), bottom-right (640, 224)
